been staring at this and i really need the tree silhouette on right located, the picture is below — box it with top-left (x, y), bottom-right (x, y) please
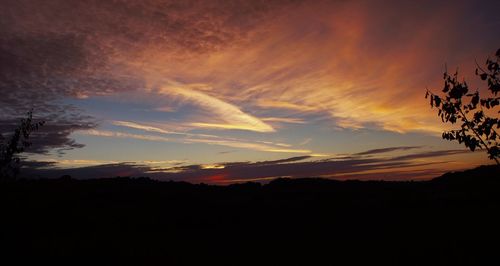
top-left (426, 48), bottom-right (500, 165)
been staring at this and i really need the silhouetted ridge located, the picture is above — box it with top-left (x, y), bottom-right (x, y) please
top-left (1, 165), bottom-right (499, 265)
top-left (431, 164), bottom-right (499, 184)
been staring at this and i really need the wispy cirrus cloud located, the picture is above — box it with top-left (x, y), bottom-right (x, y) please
top-left (112, 120), bottom-right (178, 135)
top-left (80, 125), bottom-right (311, 154)
top-left (82, 129), bottom-right (172, 142)
top-left (128, 0), bottom-right (498, 135)
top-left (110, 120), bottom-right (312, 153)
top-left (111, 120), bottom-right (219, 139)
top-left (159, 86), bottom-right (274, 133)
top-left (183, 138), bottom-right (310, 154)
top-left (255, 100), bottom-right (319, 112)
top-left (261, 117), bottom-right (306, 124)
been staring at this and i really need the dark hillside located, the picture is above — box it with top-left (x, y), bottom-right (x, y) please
top-left (1, 165), bottom-right (499, 265)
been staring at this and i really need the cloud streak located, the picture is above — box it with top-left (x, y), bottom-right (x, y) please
top-left (355, 146), bottom-right (423, 156)
top-left (110, 120), bottom-right (317, 154)
top-left (79, 128), bottom-right (311, 154)
top-left (160, 86), bottom-right (274, 132)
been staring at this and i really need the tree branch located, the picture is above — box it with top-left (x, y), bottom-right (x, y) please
top-left (458, 108), bottom-right (500, 165)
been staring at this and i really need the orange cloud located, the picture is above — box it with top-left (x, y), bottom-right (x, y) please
top-left (120, 1), bottom-right (491, 136)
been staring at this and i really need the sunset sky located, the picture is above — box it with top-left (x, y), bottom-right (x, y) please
top-left (1, 0), bottom-right (499, 183)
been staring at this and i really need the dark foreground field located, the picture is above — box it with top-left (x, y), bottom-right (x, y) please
top-left (1, 165), bottom-right (499, 265)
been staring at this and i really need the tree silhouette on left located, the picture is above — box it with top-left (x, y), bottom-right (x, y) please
top-left (0, 110), bottom-right (45, 179)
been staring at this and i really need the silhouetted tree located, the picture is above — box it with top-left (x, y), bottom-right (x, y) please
top-left (426, 48), bottom-right (500, 165)
top-left (0, 110), bottom-right (45, 179)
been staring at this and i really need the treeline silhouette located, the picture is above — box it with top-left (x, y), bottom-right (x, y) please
top-left (1, 165), bottom-right (499, 265)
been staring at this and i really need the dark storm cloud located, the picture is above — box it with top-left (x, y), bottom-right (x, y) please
top-left (21, 148), bottom-right (470, 182)
top-left (0, 32), bottom-right (143, 116)
top-left (0, 117), bottom-right (96, 154)
top-left (330, 167), bottom-right (448, 182)
top-left (391, 149), bottom-right (473, 161)
top-left (21, 163), bottom-right (151, 179)
top-left (355, 146), bottom-right (423, 156)
top-left (217, 155), bottom-right (312, 167)
top-left (20, 160), bottom-right (56, 169)
top-left (252, 156), bottom-right (312, 165)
